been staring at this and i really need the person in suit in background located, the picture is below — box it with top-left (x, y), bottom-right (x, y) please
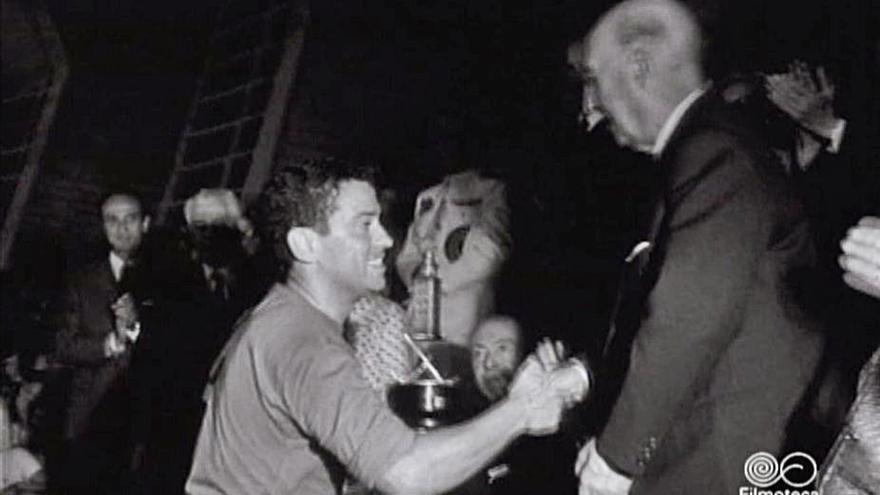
top-left (131, 188), bottom-right (268, 495)
top-left (568, 1), bottom-right (824, 493)
top-left (54, 192), bottom-right (150, 494)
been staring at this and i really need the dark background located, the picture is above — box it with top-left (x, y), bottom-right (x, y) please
top-left (3, 0), bottom-right (879, 347)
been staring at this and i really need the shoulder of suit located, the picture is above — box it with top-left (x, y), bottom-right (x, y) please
top-left (66, 258), bottom-right (110, 283)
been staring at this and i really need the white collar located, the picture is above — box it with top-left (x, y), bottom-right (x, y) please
top-left (109, 251), bottom-right (126, 281)
top-left (651, 85), bottom-right (709, 158)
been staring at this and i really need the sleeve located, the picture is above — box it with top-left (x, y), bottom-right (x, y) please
top-left (281, 338), bottom-right (417, 488)
top-left (598, 133), bottom-right (772, 475)
top-left (55, 277), bottom-right (109, 365)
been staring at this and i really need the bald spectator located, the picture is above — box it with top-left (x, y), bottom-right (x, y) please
top-left (447, 317), bottom-right (581, 495)
top-left (471, 316), bottom-right (525, 403)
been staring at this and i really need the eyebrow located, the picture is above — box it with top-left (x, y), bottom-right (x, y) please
top-left (354, 209), bottom-right (381, 218)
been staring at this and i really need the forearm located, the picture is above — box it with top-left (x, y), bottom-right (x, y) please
top-left (380, 396), bottom-right (526, 495)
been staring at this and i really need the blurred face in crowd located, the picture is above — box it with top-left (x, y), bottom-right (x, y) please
top-left (314, 180), bottom-right (393, 299)
top-left (471, 317), bottom-right (524, 401)
top-left (102, 194), bottom-right (148, 260)
top-left (188, 224), bottom-right (244, 268)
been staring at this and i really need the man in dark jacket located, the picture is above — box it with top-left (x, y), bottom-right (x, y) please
top-left (55, 192), bottom-right (151, 494)
top-left (131, 188), bottom-right (268, 495)
top-left (568, 1), bottom-right (824, 493)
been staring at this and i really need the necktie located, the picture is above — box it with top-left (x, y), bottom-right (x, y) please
top-left (118, 260), bottom-right (136, 295)
top-left (210, 270), bottom-right (229, 301)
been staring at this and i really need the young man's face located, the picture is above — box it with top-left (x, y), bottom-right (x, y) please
top-left (471, 319), bottom-right (523, 402)
top-left (102, 195), bottom-right (148, 259)
top-left (315, 180), bottom-right (393, 298)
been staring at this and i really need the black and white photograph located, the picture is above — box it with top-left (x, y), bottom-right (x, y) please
top-left (1, 0), bottom-right (878, 493)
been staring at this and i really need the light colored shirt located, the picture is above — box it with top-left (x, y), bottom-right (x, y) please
top-left (109, 251), bottom-right (126, 282)
top-left (827, 118), bottom-right (846, 154)
top-left (186, 283), bottom-right (417, 495)
top-left (651, 85), bottom-right (710, 158)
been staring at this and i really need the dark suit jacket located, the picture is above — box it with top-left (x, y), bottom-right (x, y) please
top-left (55, 258), bottom-right (133, 441)
top-left (597, 91), bottom-right (825, 494)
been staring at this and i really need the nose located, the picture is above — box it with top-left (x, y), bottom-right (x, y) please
top-left (483, 353), bottom-right (498, 371)
top-left (581, 84), bottom-right (605, 131)
top-left (374, 223), bottom-right (393, 250)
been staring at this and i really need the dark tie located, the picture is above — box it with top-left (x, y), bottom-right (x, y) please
top-left (210, 270), bottom-right (229, 301)
top-left (118, 260), bottom-right (136, 295)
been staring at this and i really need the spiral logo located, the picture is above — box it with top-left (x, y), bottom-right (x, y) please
top-left (779, 452), bottom-right (818, 488)
top-left (744, 452), bottom-right (779, 488)
top-left (743, 451), bottom-right (818, 488)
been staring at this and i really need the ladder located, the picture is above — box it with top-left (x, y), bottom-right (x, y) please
top-left (156, 0), bottom-right (309, 225)
top-left (0, 2), bottom-right (68, 270)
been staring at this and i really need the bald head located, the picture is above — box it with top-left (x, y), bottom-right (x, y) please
top-left (471, 316), bottom-right (524, 401)
top-left (570, 0), bottom-right (706, 150)
top-left (590, 0), bottom-right (703, 72)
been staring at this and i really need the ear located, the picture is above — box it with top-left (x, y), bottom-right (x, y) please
top-left (627, 47), bottom-right (651, 89)
top-left (286, 227), bottom-right (319, 263)
top-left (141, 215), bottom-right (152, 232)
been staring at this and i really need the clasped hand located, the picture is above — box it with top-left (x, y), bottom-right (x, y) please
top-left (840, 216), bottom-right (880, 299)
top-left (507, 339), bottom-right (591, 435)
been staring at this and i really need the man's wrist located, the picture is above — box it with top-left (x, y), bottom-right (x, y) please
top-left (104, 333), bottom-right (125, 357)
top-left (499, 391), bottom-right (531, 436)
top-left (567, 358), bottom-right (592, 395)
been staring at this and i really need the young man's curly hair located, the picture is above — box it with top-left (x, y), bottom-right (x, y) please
top-left (253, 156), bottom-right (378, 280)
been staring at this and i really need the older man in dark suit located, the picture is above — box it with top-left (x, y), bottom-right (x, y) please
top-left (568, 1), bottom-right (824, 493)
top-left (55, 192), bottom-right (150, 494)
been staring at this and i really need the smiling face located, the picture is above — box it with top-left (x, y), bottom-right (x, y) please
top-left (102, 194), bottom-right (148, 260)
top-left (314, 180), bottom-right (393, 300)
top-left (471, 317), bottom-right (524, 401)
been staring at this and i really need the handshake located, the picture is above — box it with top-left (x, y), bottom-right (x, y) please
top-left (506, 340), bottom-right (592, 435)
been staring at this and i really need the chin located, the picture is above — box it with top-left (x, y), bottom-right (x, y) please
top-left (366, 278), bottom-right (387, 293)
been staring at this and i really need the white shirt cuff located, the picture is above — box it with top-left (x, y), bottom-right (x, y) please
top-left (125, 321), bottom-right (141, 343)
top-left (826, 119), bottom-right (846, 154)
top-left (567, 358), bottom-right (592, 393)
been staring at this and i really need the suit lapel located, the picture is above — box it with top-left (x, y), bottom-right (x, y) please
top-left (603, 193), bottom-right (667, 356)
top-left (97, 257), bottom-right (120, 300)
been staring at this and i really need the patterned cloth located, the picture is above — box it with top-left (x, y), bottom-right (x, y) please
top-left (345, 294), bottom-right (415, 393)
top-left (818, 347), bottom-right (880, 494)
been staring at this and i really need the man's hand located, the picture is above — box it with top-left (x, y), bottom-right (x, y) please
top-left (840, 216), bottom-right (880, 300)
top-left (507, 356), bottom-right (564, 435)
top-left (575, 438), bottom-right (633, 495)
top-left (112, 293), bottom-right (138, 333)
top-left (535, 338), bottom-right (566, 371)
top-left (765, 61), bottom-right (841, 140)
top-left (103, 332), bottom-right (126, 358)
top-left (549, 362), bottom-right (591, 407)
